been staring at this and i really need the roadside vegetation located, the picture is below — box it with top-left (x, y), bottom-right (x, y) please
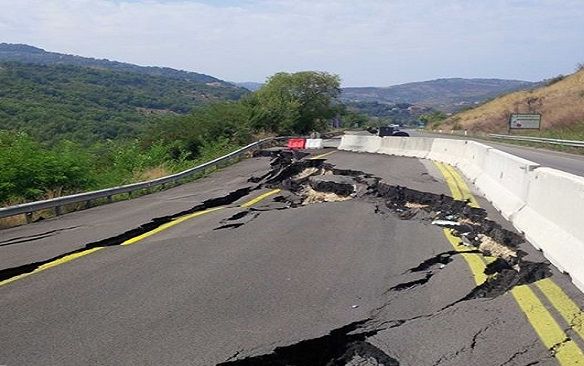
top-left (1, 70), bottom-right (366, 207)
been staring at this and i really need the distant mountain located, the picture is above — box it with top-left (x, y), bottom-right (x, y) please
top-left (234, 81), bottom-right (264, 91)
top-left (341, 78), bottom-right (539, 112)
top-left (0, 43), bottom-right (237, 87)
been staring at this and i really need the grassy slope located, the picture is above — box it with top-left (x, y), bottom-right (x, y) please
top-left (439, 69), bottom-right (584, 138)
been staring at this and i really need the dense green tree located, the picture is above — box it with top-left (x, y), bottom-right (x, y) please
top-left (0, 132), bottom-right (93, 202)
top-left (249, 71), bottom-right (341, 134)
top-left (420, 111), bottom-right (448, 128)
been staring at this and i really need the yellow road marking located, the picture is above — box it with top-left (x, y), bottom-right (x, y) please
top-left (122, 207), bottom-right (224, 246)
top-left (240, 189), bottom-right (281, 208)
top-left (442, 228), bottom-right (487, 285)
top-left (434, 162), bottom-right (463, 200)
top-left (435, 161), bottom-right (584, 364)
top-left (310, 151), bottom-right (336, 160)
top-left (0, 247), bottom-right (104, 287)
top-left (2, 187), bottom-right (283, 286)
top-left (442, 163), bottom-right (480, 208)
top-left (512, 285), bottom-right (584, 364)
top-left (537, 279), bottom-right (584, 341)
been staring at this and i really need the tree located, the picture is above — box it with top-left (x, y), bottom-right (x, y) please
top-left (419, 111), bottom-right (448, 129)
top-left (250, 71), bottom-right (341, 134)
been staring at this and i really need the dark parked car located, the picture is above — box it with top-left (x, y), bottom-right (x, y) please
top-left (368, 126), bottom-right (410, 137)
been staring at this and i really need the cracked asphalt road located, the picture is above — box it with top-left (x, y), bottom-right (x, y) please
top-left (1, 149), bottom-right (584, 365)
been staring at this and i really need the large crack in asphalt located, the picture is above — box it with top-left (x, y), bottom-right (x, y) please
top-left (205, 149), bottom-right (556, 364)
top-left (246, 151), bottom-right (551, 301)
top-left (373, 182), bottom-right (551, 299)
top-left (217, 320), bottom-right (400, 366)
top-left (0, 186), bottom-right (256, 282)
top-left (0, 225), bottom-right (80, 247)
top-left (212, 149), bottom-right (553, 365)
top-left (3, 148), bottom-right (555, 364)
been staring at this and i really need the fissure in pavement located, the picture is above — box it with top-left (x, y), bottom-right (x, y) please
top-left (0, 186), bottom-right (256, 282)
top-left (218, 320), bottom-right (400, 366)
top-left (3, 148), bottom-right (555, 365)
top-left (206, 149), bottom-right (554, 365)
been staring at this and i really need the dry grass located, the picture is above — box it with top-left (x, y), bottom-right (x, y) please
top-left (440, 69), bottom-right (584, 134)
top-left (133, 165), bottom-right (172, 181)
top-left (0, 215), bottom-right (27, 229)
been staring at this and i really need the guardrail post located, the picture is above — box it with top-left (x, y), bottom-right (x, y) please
top-left (25, 212), bottom-right (33, 224)
top-left (53, 206), bottom-right (62, 216)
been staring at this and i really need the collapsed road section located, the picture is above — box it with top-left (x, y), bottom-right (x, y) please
top-left (0, 148), bottom-right (564, 365)
top-left (213, 149), bottom-right (556, 365)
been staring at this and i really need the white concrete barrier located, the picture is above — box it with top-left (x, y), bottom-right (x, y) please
top-left (305, 139), bottom-right (323, 149)
top-left (474, 149), bottom-right (539, 219)
top-left (427, 138), bottom-right (469, 166)
top-left (455, 141), bottom-right (492, 182)
top-left (513, 168), bottom-right (584, 291)
top-left (378, 137), bottom-right (433, 158)
top-left (338, 135), bottom-right (381, 153)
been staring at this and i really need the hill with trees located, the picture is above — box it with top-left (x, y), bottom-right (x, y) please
top-left (435, 67), bottom-right (584, 138)
top-left (0, 62), bottom-right (247, 144)
top-left (0, 43), bottom-right (231, 85)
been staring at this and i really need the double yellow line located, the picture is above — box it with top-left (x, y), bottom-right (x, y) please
top-left (0, 189), bottom-right (282, 288)
top-left (435, 161), bottom-right (584, 364)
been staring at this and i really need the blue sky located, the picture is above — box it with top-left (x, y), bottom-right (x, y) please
top-left (1, 0), bottom-right (583, 86)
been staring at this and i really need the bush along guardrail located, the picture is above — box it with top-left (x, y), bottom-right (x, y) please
top-left (339, 134), bottom-right (584, 293)
top-left (0, 137), bottom-right (291, 223)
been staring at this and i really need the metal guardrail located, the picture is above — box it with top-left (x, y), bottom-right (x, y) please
top-left (0, 136), bottom-right (290, 221)
top-left (488, 134), bottom-right (584, 147)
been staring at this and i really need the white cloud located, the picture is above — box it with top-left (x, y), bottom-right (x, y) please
top-left (1, 0), bottom-right (583, 86)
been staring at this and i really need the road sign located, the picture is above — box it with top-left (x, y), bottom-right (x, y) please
top-left (509, 114), bottom-right (541, 129)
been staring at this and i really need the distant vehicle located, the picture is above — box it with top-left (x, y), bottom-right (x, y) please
top-left (377, 126), bottom-right (409, 137)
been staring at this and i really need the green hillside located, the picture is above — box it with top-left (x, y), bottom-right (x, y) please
top-left (0, 62), bottom-right (247, 144)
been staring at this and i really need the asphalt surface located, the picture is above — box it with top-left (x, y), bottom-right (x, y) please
top-left (1, 149), bottom-right (584, 365)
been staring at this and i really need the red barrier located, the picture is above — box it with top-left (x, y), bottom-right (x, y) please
top-left (287, 138), bottom-right (306, 149)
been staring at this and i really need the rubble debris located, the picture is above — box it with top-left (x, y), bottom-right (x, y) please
top-left (477, 234), bottom-right (518, 265)
top-left (309, 175), bottom-right (356, 196)
top-left (301, 187), bottom-right (353, 205)
top-left (404, 202), bottom-right (429, 209)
